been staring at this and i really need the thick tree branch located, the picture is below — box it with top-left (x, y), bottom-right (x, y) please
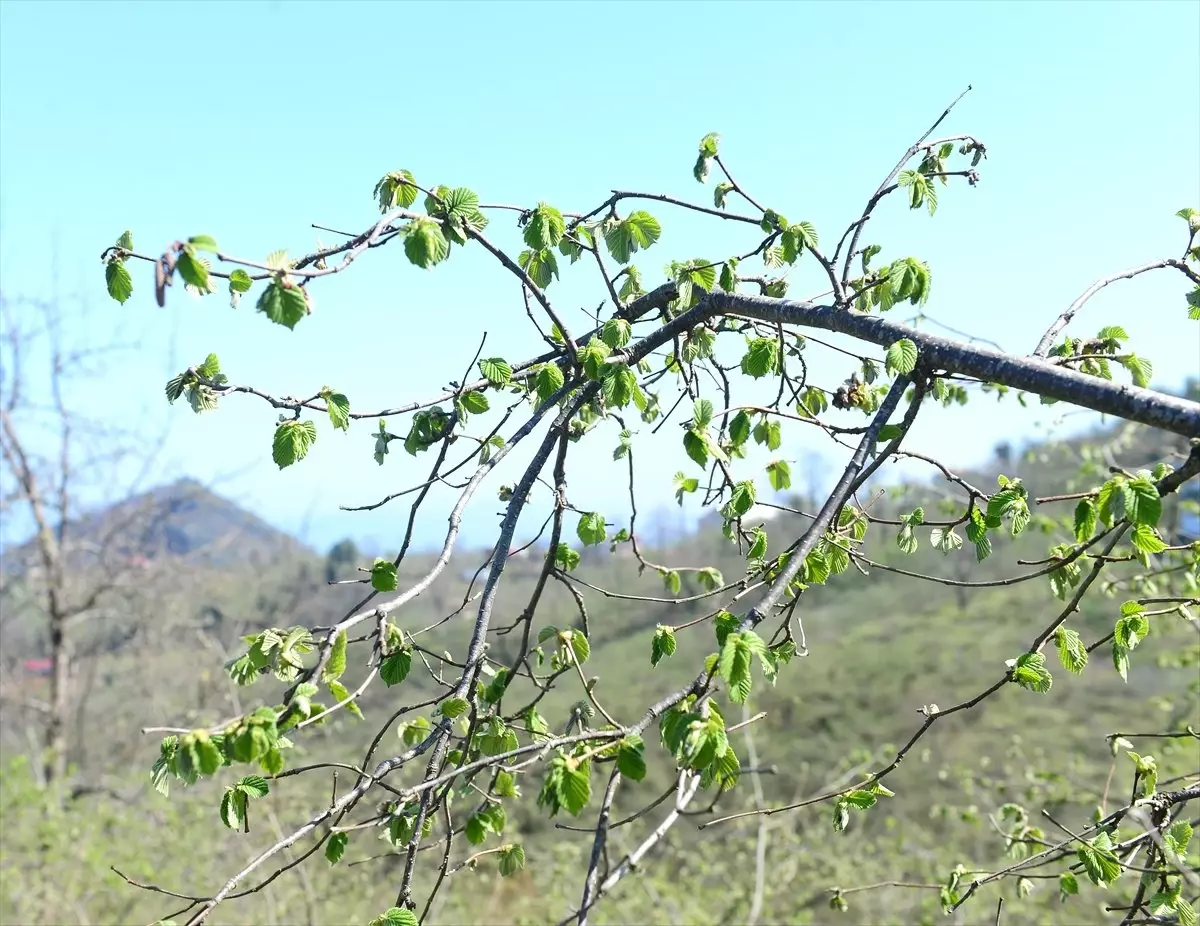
top-left (711, 293), bottom-right (1200, 437)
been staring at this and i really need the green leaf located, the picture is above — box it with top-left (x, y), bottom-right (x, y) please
top-left (374, 170), bottom-right (418, 211)
top-left (885, 338), bottom-right (919, 376)
top-left (327, 679), bottom-right (362, 719)
top-left (713, 182), bottom-right (734, 209)
top-left (930, 527), bottom-right (962, 554)
top-left (740, 338), bottom-right (780, 378)
top-left (403, 217), bottom-right (450, 269)
top-left (579, 340), bottom-right (613, 380)
top-left (176, 251), bottom-right (210, 290)
top-left (1115, 604), bottom-right (1149, 648)
top-left (1122, 354), bottom-right (1152, 388)
top-left (235, 775), bottom-right (273, 802)
top-left (552, 543), bottom-right (580, 572)
top-left (524, 204), bottom-right (566, 250)
top-left (493, 769), bottom-right (519, 798)
top-left (380, 649), bottom-right (412, 687)
top-left (256, 281), bottom-right (309, 329)
top-left (718, 631), bottom-right (766, 705)
top-left (748, 526), bottom-right (768, 559)
top-left (460, 391), bottom-right (489, 414)
top-left (1009, 652), bottom-right (1052, 693)
top-left (498, 844), bottom-right (526, 876)
top-left (562, 629), bottom-right (590, 665)
top-left (482, 668), bottom-right (511, 706)
top-left (1053, 626), bottom-right (1087, 674)
top-left (651, 625), bottom-right (677, 666)
top-left (518, 247), bottom-right (559, 288)
top-left (726, 480), bottom-right (756, 518)
top-left (1131, 523), bottom-right (1167, 555)
top-left (324, 631), bottom-right (348, 681)
top-left (577, 512), bottom-right (607, 546)
top-left (1112, 641), bottom-right (1130, 682)
top-left (105, 261), bottom-right (133, 304)
top-left (442, 187), bottom-right (479, 219)
top-left (188, 234), bottom-right (219, 253)
top-left (220, 788), bottom-right (247, 830)
top-left (368, 909), bottom-right (419, 926)
top-left (1074, 498), bottom-right (1097, 542)
top-left (753, 418), bottom-right (782, 450)
top-left (600, 364), bottom-right (637, 408)
top-left (479, 358), bottom-right (513, 388)
top-left (1076, 833), bottom-right (1122, 887)
top-left (561, 762), bottom-right (591, 815)
top-left (371, 559), bottom-right (398, 592)
top-left (604, 211), bottom-right (661, 264)
top-left (272, 420), bottom-right (317, 469)
top-left (324, 392), bottom-right (350, 431)
top-left (601, 318), bottom-right (632, 349)
top-left (728, 411), bottom-right (752, 447)
top-left (1127, 477), bottom-right (1162, 526)
top-left (532, 363), bottom-right (565, 403)
top-left (1167, 820), bottom-right (1194, 854)
top-left (843, 789), bottom-right (878, 810)
top-left (438, 697), bottom-right (470, 719)
top-left (673, 472), bottom-right (700, 505)
top-left (325, 831), bottom-right (348, 864)
top-left (617, 736), bottom-right (647, 781)
top-left (766, 460), bottom-right (791, 492)
top-left (228, 268), bottom-right (253, 292)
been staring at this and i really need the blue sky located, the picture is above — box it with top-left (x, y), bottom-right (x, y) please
top-left (1, 0), bottom-right (1197, 555)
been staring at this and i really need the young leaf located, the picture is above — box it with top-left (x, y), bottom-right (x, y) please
top-left (368, 909), bottom-right (419, 926)
top-left (479, 358), bottom-right (513, 388)
top-left (604, 211), bottom-right (661, 264)
top-left (380, 649), bottom-right (412, 687)
top-left (617, 736), bottom-right (647, 781)
top-left (325, 832), bottom-right (348, 864)
top-left (498, 844), bottom-right (526, 876)
top-left (885, 338), bottom-right (919, 376)
top-left (272, 420), bottom-right (317, 469)
top-left (324, 631), bottom-right (348, 681)
top-left (324, 392), bottom-right (351, 431)
top-left (1053, 626), bottom-right (1088, 675)
top-left (403, 217), bottom-right (450, 269)
top-left (518, 247), bottom-right (559, 288)
top-left (176, 251), bottom-right (210, 290)
top-left (766, 459), bottom-right (792, 491)
top-left (371, 558), bottom-right (398, 592)
top-left (106, 261), bottom-right (133, 304)
top-left (577, 512), bottom-right (607, 546)
top-left (438, 697), bottom-right (470, 719)
top-left (1009, 652), bottom-right (1053, 693)
top-left (524, 204), bottom-right (566, 250)
top-left (651, 625), bottom-right (677, 666)
top-left (257, 281), bottom-right (309, 329)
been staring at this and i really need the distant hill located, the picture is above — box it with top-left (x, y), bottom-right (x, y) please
top-left (2, 478), bottom-right (309, 574)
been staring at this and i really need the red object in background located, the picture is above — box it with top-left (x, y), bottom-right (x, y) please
top-left (23, 658), bottom-right (52, 676)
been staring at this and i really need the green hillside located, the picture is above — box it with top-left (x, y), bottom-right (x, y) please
top-left (1, 420), bottom-right (1196, 926)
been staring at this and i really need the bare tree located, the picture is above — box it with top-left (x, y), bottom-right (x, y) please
top-left (0, 292), bottom-right (172, 786)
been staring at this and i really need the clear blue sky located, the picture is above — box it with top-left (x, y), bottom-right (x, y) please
top-left (2, 0), bottom-right (1197, 555)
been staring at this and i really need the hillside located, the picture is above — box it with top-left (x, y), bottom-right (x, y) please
top-left (1, 478), bottom-right (310, 575)
top-left (1, 419), bottom-right (1196, 925)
